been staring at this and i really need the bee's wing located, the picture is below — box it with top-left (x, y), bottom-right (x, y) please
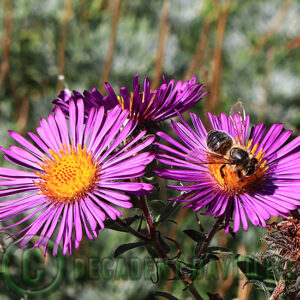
top-left (186, 147), bottom-right (231, 165)
top-left (229, 101), bottom-right (247, 145)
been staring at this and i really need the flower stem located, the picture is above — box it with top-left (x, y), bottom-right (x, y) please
top-left (196, 214), bottom-right (225, 264)
top-left (136, 183), bottom-right (204, 300)
top-left (115, 218), bottom-right (149, 241)
top-left (139, 193), bottom-right (156, 239)
top-left (270, 279), bottom-right (285, 300)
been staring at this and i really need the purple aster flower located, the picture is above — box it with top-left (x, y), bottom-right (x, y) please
top-left (0, 100), bottom-right (154, 255)
top-left (53, 88), bottom-right (114, 117)
top-left (53, 74), bottom-right (206, 126)
top-left (154, 103), bottom-right (300, 233)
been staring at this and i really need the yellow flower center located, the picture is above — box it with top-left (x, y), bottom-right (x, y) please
top-left (208, 141), bottom-right (268, 195)
top-left (35, 145), bottom-right (99, 204)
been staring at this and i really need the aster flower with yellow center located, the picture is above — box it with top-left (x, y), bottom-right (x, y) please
top-left (53, 74), bottom-right (206, 126)
top-left (0, 100), bottom-right (154, 255)
top-left (154, 104), bottom-right (300, 233)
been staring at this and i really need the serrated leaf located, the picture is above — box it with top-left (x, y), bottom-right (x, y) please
top-left (183, 229), bottom-right (206, 242)
top-left (151, 291), bottom-right (180, 300)
top-left (114, 242), bottom-right (148, 258)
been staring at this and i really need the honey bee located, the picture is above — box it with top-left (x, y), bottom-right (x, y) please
top-left (187, 101), bottom-right (259, 182)
top-left (206, 129), bottom-right (258, 181)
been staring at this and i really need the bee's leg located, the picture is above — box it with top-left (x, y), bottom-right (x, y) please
top-left (238, 170), bottom-right (243, 182)
top-left (220, 164), bottom-right (226, 178)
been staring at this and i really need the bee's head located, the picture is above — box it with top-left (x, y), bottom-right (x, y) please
top-left (244, 157), bottom-right (258, 176)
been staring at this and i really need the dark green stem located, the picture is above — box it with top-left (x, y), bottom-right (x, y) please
top-left (115, 218), bottom-right (149, 241)
top-left (136, 183), bottom-right (204, 300)
top-left (195, 214), bottom-right (225, 265)
top-left (139, 193), bottom-right (156, 239)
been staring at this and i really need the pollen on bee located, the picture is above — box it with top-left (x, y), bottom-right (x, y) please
top-left (208, 143), bottom-right (267, 195)
top-left (35, 144), bottom-right (99, 204)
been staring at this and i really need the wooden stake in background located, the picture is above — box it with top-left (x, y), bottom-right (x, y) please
top-left (99, 0), bottom-right (122, 93)
top-left (0, 0), bottom-right (13, 91)
top-left (57, 0), bottom-right (73, 91)
top-left (151, 1), bottom-right (170, 91)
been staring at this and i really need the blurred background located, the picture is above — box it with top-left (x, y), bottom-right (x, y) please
top-left (0, 0), bottom-right (299, 299)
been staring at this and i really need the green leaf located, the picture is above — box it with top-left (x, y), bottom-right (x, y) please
top-left (162, 219), bottom-right (178, 225)
top-left (158, 236), bottom-right (171, 254)
top-left (157, 202), bottom-right (181, 223)
top-left (180, 266), bottom-right (198, 280)
top-left (105, 216), bottom-right (140, 232)
top-left (104, 220), bottom-right (127, 232)
top-left (207, 254), bottom-right (220, 262)
top-left (207, 246), bottom-right (233, 254)
top-left (235, 255), bottom-right (276, 291)
top-left (114, 242), bottom-right (148, 258)
top-left (150, 200), bottom-right (166, 214)
top-left (183, 229), bottom-right (206, 242)
top-left (243, 280), bottom-right (270, 299)
top-left (194, 242), bottom-right (203, 256)
top-left (151, 291), bottom-right (180, 300)
top-left (146, 245), bottom-right (158, 258)
top-left (123, 215), bottom-right (140, 226)
top-left (195, 254), bottom-right (219, 270)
